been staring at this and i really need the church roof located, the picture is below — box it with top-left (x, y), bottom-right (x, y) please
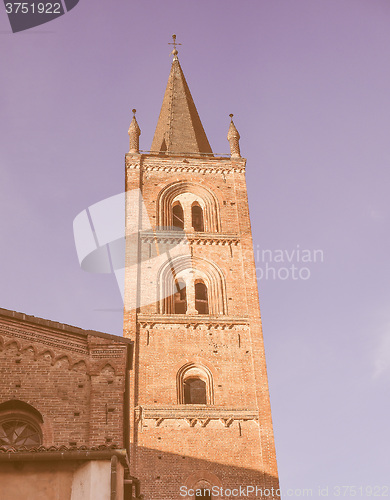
top-left (151, 55), bottom-right (213, 155)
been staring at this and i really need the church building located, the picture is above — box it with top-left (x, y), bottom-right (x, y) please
top-left (0, 308), bottom-right (140, 500)
top-left (0, 39), bottom-right (280, 500)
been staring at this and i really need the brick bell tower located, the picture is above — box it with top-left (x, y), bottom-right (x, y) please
top-left (123, 38), bottom-right (280, 500)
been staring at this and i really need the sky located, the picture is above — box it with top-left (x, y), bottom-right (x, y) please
top-left (1, 0), bottom-right (390, 497)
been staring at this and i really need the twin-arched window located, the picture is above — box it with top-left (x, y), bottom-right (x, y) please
top-left (171, 201), bottom-right (205, 232)
top-left (158, 182), bottom-right (220, 233)
top-left (159, 256), bottom-right (227, 316)
top-left (173, 279), bottom-right (209, 315)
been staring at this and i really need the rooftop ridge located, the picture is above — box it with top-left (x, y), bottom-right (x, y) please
top-left (0, 307), bottom-right (133, 344)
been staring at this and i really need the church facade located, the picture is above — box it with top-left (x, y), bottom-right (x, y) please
top-left (0, 308), bottom-right (140, 500)
top-left (124, 43), bottom-right (280, 499)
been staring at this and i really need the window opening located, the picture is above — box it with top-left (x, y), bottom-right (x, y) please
top-left (195, 281), bottom-right (209, 314)
top-left (174, 279), bottom-right (187, 314)
top-left (184, 378), bottom-right (207, 404)
top-left (173, 203), bottom-right (184, 229)
top-left (0, 419), bottom-right (41, 448)
top-left (192, 203), bottom-right (204, 232)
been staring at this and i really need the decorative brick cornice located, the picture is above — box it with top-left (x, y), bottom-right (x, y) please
top-left (125, 158), bottom-right (141, 169)
top-left (0, 308), bottom-right (133, 348)
top-left (125, 153), bottom-right (246, 174)
top-left (0, 309), bottom-right (132, 374)
top-left (141, 164), bottom-right (245, 175)
top-left (90, 347), bottom-right (127, 359)
top-left (135, 405), bottom-right (259, 428)
top-left (140, 230), bottom-right (240, 246)
top-left (0, 444), bottom-right (119, 454)
top-left (137, 314), bottom-right (249, 330)
top-left (0, 334), bottom-right (129, 375)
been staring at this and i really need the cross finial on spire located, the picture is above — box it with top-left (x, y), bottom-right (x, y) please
top-left (169, 34), bottom-right (182, 60)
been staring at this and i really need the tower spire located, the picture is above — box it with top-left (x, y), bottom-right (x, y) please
top-left (124, 40), bottom-right (280, 500)
top-left (151, 38), bottom-right (213, 156)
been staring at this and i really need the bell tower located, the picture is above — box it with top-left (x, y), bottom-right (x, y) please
top-left (123, 39), bottom-right (280, 499)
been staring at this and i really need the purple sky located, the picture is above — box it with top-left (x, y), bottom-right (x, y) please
top-left (1, 0), bottom-right (389, 496)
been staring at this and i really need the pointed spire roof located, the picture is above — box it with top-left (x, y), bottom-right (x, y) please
top-left (151, 53), bottom-right (213, 155)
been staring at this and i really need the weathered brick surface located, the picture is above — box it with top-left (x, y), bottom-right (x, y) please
top-left (0, 309), bottom-right (132, 449)
top-left (123, 154), bottom-right (280, 499)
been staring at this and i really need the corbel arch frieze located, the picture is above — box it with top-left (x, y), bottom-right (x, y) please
top-left (20, 344), bottom-right (38, 360)
top-left (93, 361), bottom-right (117, 377)
top-left (53, 355), bottom-right (71, 370)
top-left (0, 336), bottom-right (90, 373)
top-left (37, 348), bottom-right (56, 364)
top-left (3, 339), bottom-right (21, 352)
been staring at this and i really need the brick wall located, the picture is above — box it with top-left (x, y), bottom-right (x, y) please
top-left (0, 311), bottom-right (131, 449)
top-left (123, 153), bottom-right (280, 499)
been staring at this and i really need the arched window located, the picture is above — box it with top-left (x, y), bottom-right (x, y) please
top-left (195, 281), bottom-right (209, 314)
top-left (174, 279), bottom-right (187, 314)
top-left (157, 182), bottom-right (221, 233)
top-left (0, 420), bottom-right (41, 448)
top-left (177, 364), bottom-right (214, 405)
top-left (172, 202), bottom-right (184, 229)
top-left (191, 202), bottom-right (204, 232)
top-left (0, 400), bottom-right (43, 449)
top-left (184, 378), bottom-right (207, 404)
top-left (159, 257), bottom-right (227, 316)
